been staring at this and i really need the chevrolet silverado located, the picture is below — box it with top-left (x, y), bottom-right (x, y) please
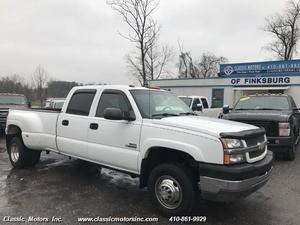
top-left (5, 85), bottom-right (273, 215)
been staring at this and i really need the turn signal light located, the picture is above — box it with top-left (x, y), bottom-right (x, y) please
top-left (224, 155), bottom-right (230, 165)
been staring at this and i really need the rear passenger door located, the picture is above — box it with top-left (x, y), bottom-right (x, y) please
top-left (57, 89), bottom-right (96, 158)
top-left (87, 89), bottom-right (141, 173)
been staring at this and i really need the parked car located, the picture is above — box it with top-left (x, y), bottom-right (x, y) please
top-left (222, 94), bottom-right (300, 160)
top-left (5, 85), bottom-right (273, 215)
top-left (48, 99), bottom-right (65, 110)
top-left (179, 95), bottom-right (222, 117)
top-left (0, 93), bottom-right (30, 131)
top-left (45, 98), bottom-right (65, 108)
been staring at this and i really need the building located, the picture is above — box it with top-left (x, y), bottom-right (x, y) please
top-left (149, 59), bottom-right (300, 108)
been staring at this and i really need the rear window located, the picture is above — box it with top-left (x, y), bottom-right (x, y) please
top-left (66, 90), bottom-right (96, 116)
top-left (234, 96), bottom-right (290, 110)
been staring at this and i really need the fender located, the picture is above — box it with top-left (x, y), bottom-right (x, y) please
top-left (138, 138), bottom-right (205, 173)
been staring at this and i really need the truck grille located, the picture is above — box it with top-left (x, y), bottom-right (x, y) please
top-left (0, 109), bottom-right (9, 124)
top-left (244, 134), bottom-right (267, 160)
top-left (245, 134), bottom-right (265, 147)
top-left (235, 120), bottom-right (278, 137)
top-left (249, 146), bottom-right (266, 158)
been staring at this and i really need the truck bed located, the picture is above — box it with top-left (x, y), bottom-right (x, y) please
top-left (7, 109), bottom-right (61, 151)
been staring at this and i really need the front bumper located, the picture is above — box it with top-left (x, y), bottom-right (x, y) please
top-left (198, 151), bottom-right (273, 202)
top-left (267, 136), bottom-right (292, 152)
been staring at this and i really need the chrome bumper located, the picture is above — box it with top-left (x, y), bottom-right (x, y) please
top-left (198, 167), bottom-right (273, 202)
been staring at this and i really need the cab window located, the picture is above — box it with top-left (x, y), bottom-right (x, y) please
top-left (96, 91), bottom-right (131, 118)
top-left (192, 98), bottom-right (201, 111)
top-left (66, 90), bottom-right (96, 116)
top-left (201, 98), bottom-right (209, 109)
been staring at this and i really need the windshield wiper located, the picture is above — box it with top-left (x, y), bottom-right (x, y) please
top-left (235, 108), bottom-right (282, 111)
top-left (254, 108), bottom-right (282, 111)
top-left (151, 113), bottom-right (180, 118)
top-left (234, 108), bottom-right (251, 110)
top-left (179, 112), bottom-right (197, 116)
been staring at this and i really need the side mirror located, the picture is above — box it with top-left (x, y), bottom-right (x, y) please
top-left (196, 103), bottom-right (203, 111)
top-left (104, 108), bottom-right (136, 121)
top-left (104, 108), bottom-right (123, 120)
top-left (223, 105), bottom-right (230, 114)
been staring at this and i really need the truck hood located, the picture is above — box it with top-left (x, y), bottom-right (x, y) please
top-left (224, 110), bottom-right (292, 122)
top-left (152, 116), bottom-right (258, 137)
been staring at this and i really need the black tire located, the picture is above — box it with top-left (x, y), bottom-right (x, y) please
top-left (148, 163), bottom-right (197, 216)
top-left (287, 142), bottom-right (296, 161)
top-left (7, 136), bottom-right (41, 169)
top-left (29, 150), bottom-right (41, 166)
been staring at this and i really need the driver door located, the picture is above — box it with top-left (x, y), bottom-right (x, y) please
top-left (87, 90), bottom-right (141, 173)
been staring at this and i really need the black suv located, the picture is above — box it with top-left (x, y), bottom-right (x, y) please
top-left (222, 94), bottom-right (300, 160)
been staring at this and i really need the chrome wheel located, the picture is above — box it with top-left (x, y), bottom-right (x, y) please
top-left (10, 143), bottom-right (19, 163)
top-left (155, 175), bottom-right (182, 210)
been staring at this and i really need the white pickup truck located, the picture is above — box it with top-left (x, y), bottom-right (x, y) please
top-left (179, 96), bottom-right (222, 118)
top-left (5, 85), bottom-right (273, 215)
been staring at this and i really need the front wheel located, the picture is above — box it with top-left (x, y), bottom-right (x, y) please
top-left (287, 142), bottom-right (296, 161)
top-left (148, 163), bottom-right (197, 216)
top-left (8, 136), bottom-right (41, 169)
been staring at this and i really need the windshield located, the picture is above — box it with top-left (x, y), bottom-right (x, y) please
top-left (0, 95), bottom-right (27, 105)
top-left (130, 90), bottom-right (194, 118)
top-left (234, 96), bottom-right (290, 111)
top-left (179, 97), bottom-right (192, 107)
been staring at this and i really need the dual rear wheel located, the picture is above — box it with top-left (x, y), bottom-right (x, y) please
top-left (8, 136), bottom-right (41, 168)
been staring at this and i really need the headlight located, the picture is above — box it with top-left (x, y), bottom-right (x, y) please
top-left (221, 138), bottom-right (245, 165)
top-left (221, 138), bottom-right (243, 149)
top-left (279, 122), bottom-right (290, 136)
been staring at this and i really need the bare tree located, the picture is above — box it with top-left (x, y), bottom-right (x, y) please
top-left (107, 0), bottom-right (159, 86)
top-left (178, 43), bottom-right (200, 78)
top-left (32, 65), bottom-right (49, 106)
top-left (265, 0), bottom-right (300, 60)
top-left (178, 43), bottom-right (227, 78)
top-left (146, 44), bottom-right (173, 80)
top-left (197, 52), bottom-right (227, 78)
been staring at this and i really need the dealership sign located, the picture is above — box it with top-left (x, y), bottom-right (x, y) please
top-left (230, 76), bottom-right (290, 86)
top-left (220, 60), bottom-right (300, 76)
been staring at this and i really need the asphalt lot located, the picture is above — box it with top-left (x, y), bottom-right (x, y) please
top-left (0, 134), bottom-right (299, 225)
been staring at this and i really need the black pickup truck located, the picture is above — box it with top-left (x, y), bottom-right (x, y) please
top-left (222, 94), bottom-right (300, 160)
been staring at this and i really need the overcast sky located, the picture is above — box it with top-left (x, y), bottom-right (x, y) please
top-left (0, 0), bottom-right (288, 85)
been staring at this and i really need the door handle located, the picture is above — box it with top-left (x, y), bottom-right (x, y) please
top-left (90, 123), bottom-right (99, 130)
top-left (62, 120), bottom-right (69, 126)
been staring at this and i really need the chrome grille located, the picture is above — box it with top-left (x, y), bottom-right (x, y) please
top-left (244, 134), bottom-right (267, 160)
top-left (245, 135), bottom-right (265, 147)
